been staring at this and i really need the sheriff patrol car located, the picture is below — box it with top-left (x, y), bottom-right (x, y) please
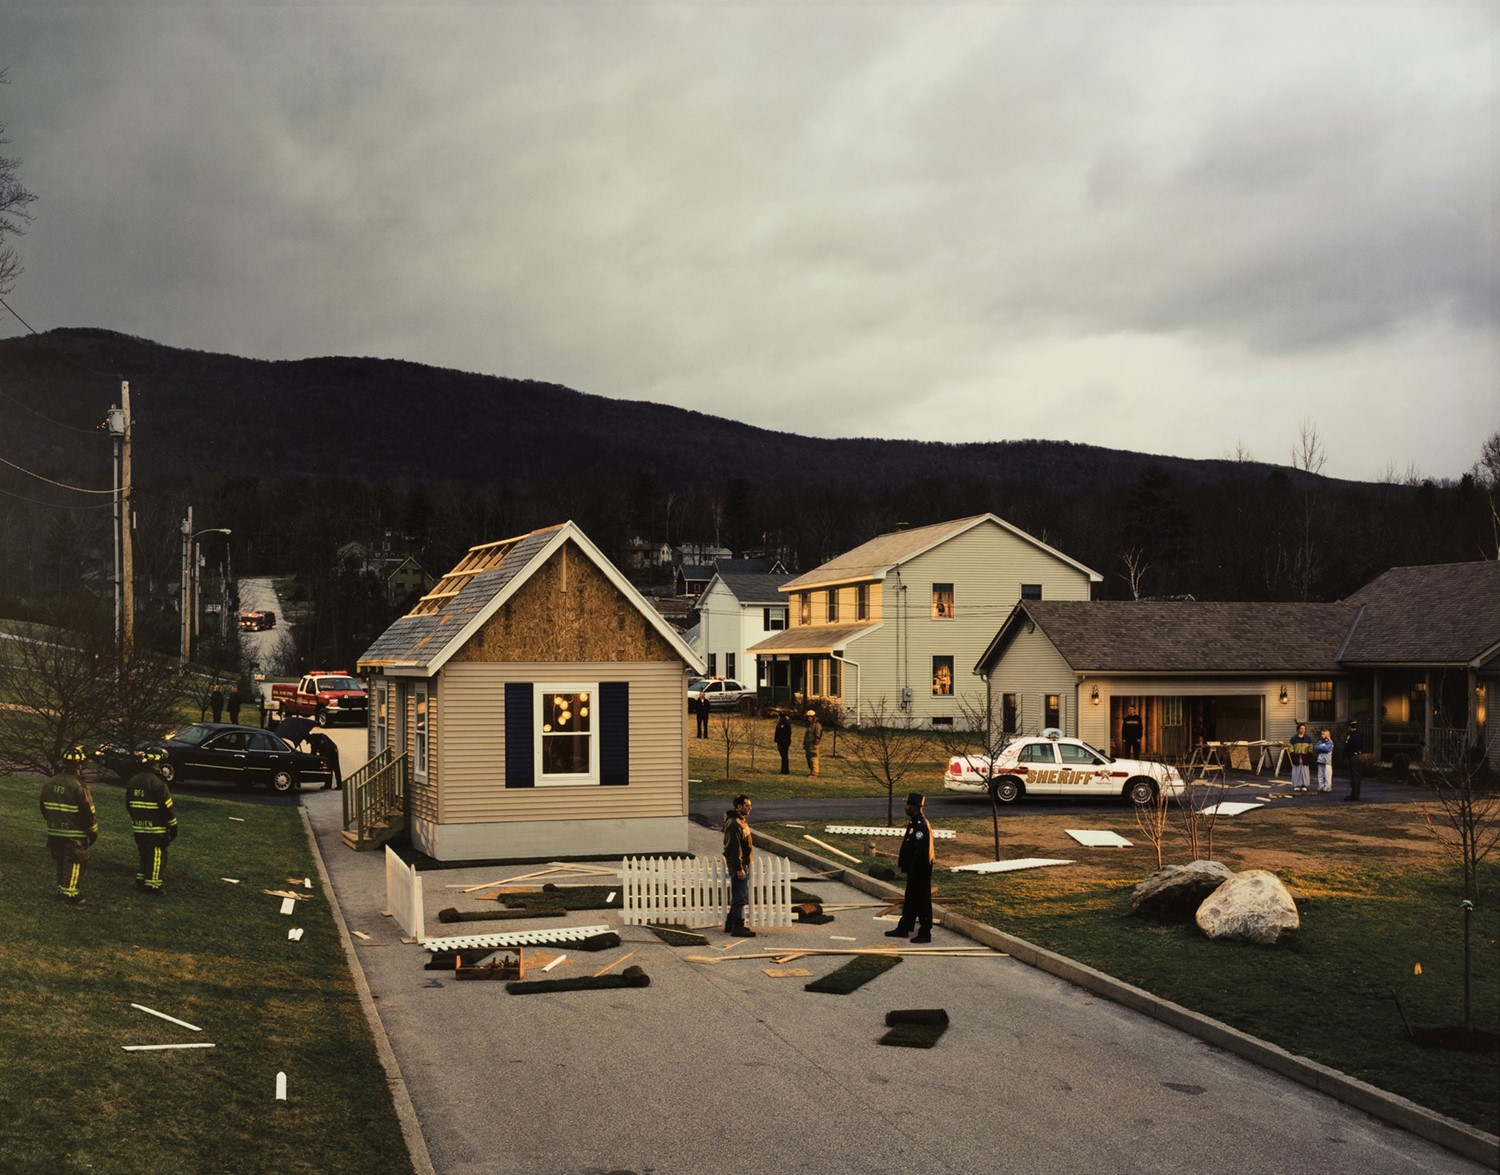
top-left (943, 732), bottom-right (1184, 805)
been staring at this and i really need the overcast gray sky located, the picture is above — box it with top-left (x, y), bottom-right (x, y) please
top-left (3, 2), bottom-right (1495, 482)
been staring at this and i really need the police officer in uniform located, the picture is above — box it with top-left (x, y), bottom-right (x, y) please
top-left (125, 749), bottom-right (178, 894)
top-left (885, 791), bottom-right (935, 943)
top-left (40, 746), bottom-right (97, 904)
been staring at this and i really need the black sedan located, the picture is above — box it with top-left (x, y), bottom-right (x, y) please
top-left (99, 723), bottom-right (333, 794)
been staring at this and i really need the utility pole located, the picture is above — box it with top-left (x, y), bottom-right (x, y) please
top-left (105, 380), bottom-right (135, 654)
top-left (180, 506), bottom-right (193, 665)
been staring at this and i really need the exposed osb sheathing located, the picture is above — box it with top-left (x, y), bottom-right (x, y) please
top-left (451, 541), bottom-right (678, 664)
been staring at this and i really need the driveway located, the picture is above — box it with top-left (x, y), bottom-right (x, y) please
top-left (300, 782), bottom-right (1489, 1175)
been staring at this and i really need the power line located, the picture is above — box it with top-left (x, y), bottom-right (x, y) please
top-left (0, 483), bottom-right (115, 511)
top-left (0, 381), bottom-right (109, 436)
top-left (0, 293), bottom-right (127, 379)
top-left (0, 453), bottom-right (120, 494)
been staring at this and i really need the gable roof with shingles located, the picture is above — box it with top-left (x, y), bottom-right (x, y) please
top-left (1340, 561), bottom-right (1500, 666)
top-left (358, 521), bottom-right (702, 675)
top-left (980, 600), bottom-right (1362, 675)
top-left (713, 571), bottom-right (795, 603)
top-left (782, 513), bottom-right (1102, 592)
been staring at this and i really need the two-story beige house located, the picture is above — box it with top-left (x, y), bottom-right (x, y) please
top-left (747, 514), bottom-right (1101, 726)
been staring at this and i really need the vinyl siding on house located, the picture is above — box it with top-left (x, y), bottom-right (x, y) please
top-left (987, 621), bottom-right (1079, 738)
top-left (435, 660), bottom-right (686, 824)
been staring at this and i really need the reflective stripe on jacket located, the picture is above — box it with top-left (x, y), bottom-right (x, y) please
top-left (40, 774), bottom-right (97, 839)
top-left (125, 772), bottom-right (177, 836)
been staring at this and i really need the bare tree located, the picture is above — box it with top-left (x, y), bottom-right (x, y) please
top-left (1133, 769), bottom-right (1172, 868)
top-left (0, 69), bottom-right (38, 296)
top-left (1120, 547), bottom-right (1151, 600)
top-left (712, 706), bottom-right (754, 785)
top-left (932, 692), bottom-right (1020, 862)
top-left (1473, 427), bottom-right (1500, 559)
top-left (1288, 420), bottom-right (1327, 601)
top-left (843, 696), bottom-right (932, 826)
top-left (0, 607), bottom-right (114, 774)
top-left (1415, 751), bottom-right (1499, 1033)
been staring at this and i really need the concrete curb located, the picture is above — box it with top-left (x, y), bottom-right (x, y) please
top-left (299, 806), bottom-right (436, 1175)
top-left (758, 828), bottom-right (1500, 1170)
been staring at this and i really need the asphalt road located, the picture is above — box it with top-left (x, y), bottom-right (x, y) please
top-left (299, 782), bottom-right (1489, 1175)
top-left (237, 574), bottom-right (295, 674)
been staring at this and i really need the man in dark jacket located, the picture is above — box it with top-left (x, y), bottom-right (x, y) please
top-left (1342, 720), bottom-right (1364, 802)
top-left (125, 749), bottom-right (178, 893)
top-left (885, 792), bottom-right (935, 943)
top-left (308, 730), bottom-right (342, 790)
top-left (721, 794), bottom-right (755, 937)
top-left (773, 713), bottom-right (792, 774)
top-left (40, 746), bottom-right (97, 904)
top-left (1121, 707), bottom-right (1143, 758)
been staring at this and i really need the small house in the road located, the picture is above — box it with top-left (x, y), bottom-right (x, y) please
top-left (356, 521), bottom-right (704, 861)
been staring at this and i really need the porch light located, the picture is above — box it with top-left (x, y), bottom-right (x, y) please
top-left (1279, 685), bottom-right (1289, 704)
top-left (1090, 684), bottom-right (1100, 705)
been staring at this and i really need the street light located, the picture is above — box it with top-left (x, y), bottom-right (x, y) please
top-left (180, 508), bottom-right (231, 665)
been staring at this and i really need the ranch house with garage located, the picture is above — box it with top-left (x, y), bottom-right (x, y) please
top-left (355, 521), bottom-right (704, 862)
top-left (746, 514), bottom-right (1101, 726)
top-left (972, 560), bottom-right (1499, 770)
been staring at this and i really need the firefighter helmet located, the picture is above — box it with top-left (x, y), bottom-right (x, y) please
top-left (62, 745), bottom-right (89, 763)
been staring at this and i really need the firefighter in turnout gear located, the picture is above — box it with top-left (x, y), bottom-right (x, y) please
top-left (126, 748), bottom-right (178, 894)
top-left (40, 746), bottom-right (97, 904)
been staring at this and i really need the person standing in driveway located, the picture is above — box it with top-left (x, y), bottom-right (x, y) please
top-left (1288, 723), bottom-right (1314, 792)
top-left (885, 792), bottom-right (935, 943)
top-left (721, 794), bottom-right (755, 937)
top-left (125, 749), bottom-right (178, 894)
top-left (40, 747), bottom-right (97, 904)
top-left (210, 683), bottom-right (224, 723)
top-left (773, 713), bottom-right (792, 774)
top-left (694, 691), bottom-right (711, 739)
top-left (309, 730), bottom-right (343, 790)
top-left (1342, 720), bottom-right (1364, 802)
top-left (803, 709), bottom-right (822, 777)
top-left (227, 683), bottom-right (242, 725)
top-left (1314, 728), bottom-right (1335, 793)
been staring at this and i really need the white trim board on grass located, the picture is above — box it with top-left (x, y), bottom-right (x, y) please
top-left (1065, 829), bottom-right (1134, 848)
top-left (951, 858), bottom-right (1077, 873)
top-left (1199, 801), bottom-right (1267, 817)
top-left (825, 825), bottom-right (956, 840)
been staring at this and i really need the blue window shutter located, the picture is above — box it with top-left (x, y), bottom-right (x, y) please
top-left (600, 681), bottom-right (629, 786)
top-left (505, 682), bottom-right (534, 788)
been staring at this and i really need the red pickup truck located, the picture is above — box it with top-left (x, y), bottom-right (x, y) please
top-left (268, 672), bottom-right (368, 727)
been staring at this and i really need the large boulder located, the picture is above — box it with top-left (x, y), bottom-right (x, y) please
top-left (1195, 869), bottom-right (1300, 945)
top-left (1131, 861), bottom-right (1236, 921)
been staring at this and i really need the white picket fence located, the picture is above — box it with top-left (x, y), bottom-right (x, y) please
top-left (621, 854), bottom-right (795, 929)
top-left (385, 845), bottom-right (425, 941)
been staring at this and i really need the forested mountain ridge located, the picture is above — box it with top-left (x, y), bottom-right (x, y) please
top-left (1, 327), bottom-right (1493, 657)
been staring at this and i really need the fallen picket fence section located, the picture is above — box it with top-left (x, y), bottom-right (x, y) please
top-left (621, 854), bottom-right (795, 929)
top-left (825, 824), bottom-right (955, 839)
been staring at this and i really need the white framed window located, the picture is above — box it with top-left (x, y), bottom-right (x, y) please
top-left (413, 683), bottom-right (429, 780)
top-left (535, 683), bottom-right (597, 786)
top-left (932, 584), bottom-right (955, 619)
top-left (763, 606), bottom-right (787, 631)
top-left (374, 682), bottom-right (389, 752)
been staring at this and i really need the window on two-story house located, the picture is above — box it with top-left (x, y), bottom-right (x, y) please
top-left (826, 588), bottom-right (839, 623)
top-left (707, 653), bottom-right (716, 676)
top-left (1045, 694), bottom-right (1061, 729)
top-left (726, 653), bottom-right (736, 679)
top-left (798, 593), bottom-right (811, 626)
top-left (413, 684), bottom-right (429, 780)
top-left (1002, 692), bottom-right (1018, 734)
top-left (932, 584), bottom-right (954, 619)
top-left (763, 606), bottom-right (787, 631)
top-left (828, 658), bottom-right (841, 697)
top-left (855, 584), bottom-right (869, 620)
top-left (932, 656), bottom-right (954, 696)
top-left (1308, 680), bottom-right (1334, 722)
top-left (1021, 584), bottom-right (1042, 600)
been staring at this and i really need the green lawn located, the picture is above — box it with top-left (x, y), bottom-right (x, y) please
top-left (764, 814), bottom-right (1500, 1134)
top-left (689, 714), bottom-right (947, 801)
top-left (0, 771), bottom-right (412, 1175)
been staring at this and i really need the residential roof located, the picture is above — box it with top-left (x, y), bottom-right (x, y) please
top-left (1340, 561), bottom-right (1500, 667)
top-left (978, 600), bottom-right (1362, 675)
top-left (782, 513), bottom-right (1101, 592)
top-left (357, 521), bottom-right (702, 675)
top-left (747, 622), bottom-right (880, 656)
top-left (712, 571), bottom-right (795, 603)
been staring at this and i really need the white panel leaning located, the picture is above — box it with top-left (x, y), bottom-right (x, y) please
top-left (385, 845), bottom-right (425, 941)
top-left (621, 854), bottom-right (794, 929)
